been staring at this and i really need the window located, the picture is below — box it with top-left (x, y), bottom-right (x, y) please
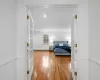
top-left (43, 35), bottom-right (49, 44)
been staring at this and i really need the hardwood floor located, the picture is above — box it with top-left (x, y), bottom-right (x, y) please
top-left (32, 51), bottom-right (72, 80)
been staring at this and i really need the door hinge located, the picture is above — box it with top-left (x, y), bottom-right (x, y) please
top-left (27, 15), bottom-right (30, 19)
top-left (74, 72), bottom-right (77, 75)
top-left (74, 15), bottom-right (77, 19)
top-left (74, 44), bottom-right (77, 48)
top-left (27, 70), bottom-right (30, 74)
top-left (27, 43), bottom-right (29, 47)
top-left (74, 72), bottom-right (77, 80)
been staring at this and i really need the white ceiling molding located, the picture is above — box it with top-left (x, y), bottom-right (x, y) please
top-left (34, 28), bottom-right (71, 32)
top-left (30, 4), bottom-right (77, 9)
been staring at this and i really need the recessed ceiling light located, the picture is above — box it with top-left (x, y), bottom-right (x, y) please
top-left (44, 14), bottom-right (47, 18)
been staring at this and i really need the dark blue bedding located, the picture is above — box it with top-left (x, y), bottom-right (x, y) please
top-left (54, 48), bottom-right (68, 53)
top-left (53, 41), bottom-right (71, 55)
top-left (54, 48), bottom-right (71, 55)
top-left (54, 46), bottom-right (71, 53)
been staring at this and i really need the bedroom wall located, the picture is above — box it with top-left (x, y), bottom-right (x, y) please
top-left (0, 0), bottom-right (17, 80)
top-left (33, 30), bottom-right (71, 50)
top-left (34, 32), bottom-right (49, 50)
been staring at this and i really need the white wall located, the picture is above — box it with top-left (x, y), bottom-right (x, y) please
top-left (34, 30), bottom-right (71, 50)
top-left (88, 0), bottom-right (100, 80)
top-left (0, 0), bottom-right (17, 80)
top-left (16, 4), bottom-right (28, 80)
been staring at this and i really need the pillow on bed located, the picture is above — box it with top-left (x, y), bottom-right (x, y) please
top-left (54, 43), bottom-right (59, 46)
top-left (59, 43), bottom-right (63, 46)
top-left (63, 43), bottom-right (69, 46)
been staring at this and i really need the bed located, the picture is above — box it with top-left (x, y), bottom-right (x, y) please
top-left (53, 41), bottom-right (71, 56)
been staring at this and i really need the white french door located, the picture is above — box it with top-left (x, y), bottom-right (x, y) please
top-left (27, 10), bottom-right (34, 80)
top-left (71, 15), bottom-right (77, 80)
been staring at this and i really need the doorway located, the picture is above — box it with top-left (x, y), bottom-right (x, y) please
top-left (29, 5), bottom-right (77, 80)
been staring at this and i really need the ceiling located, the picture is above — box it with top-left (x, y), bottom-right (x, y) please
top-left (31, 5), bottom-right (75, 30)
top-left (22, 0), bottom-right (78, 7)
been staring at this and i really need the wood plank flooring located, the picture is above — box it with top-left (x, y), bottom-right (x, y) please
top-left (32, 51), bottom-right (72, 80)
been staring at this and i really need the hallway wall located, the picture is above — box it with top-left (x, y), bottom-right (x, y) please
top-left (88, 0), bottom-right (100, 80)
top-left (16, 4), bottom-right (28, 80)
top-left (0, 0), bottom-right (17, 80)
